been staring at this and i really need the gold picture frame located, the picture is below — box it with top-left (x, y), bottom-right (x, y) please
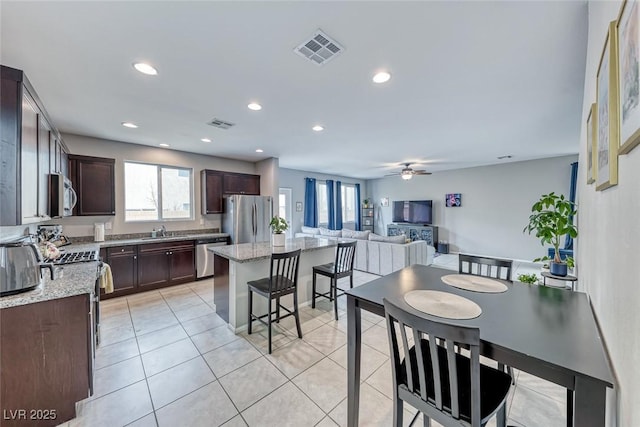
top-left (587, 103), bottom-right (597, 184)
top-left (596, 21), bottom-right (619, 191)
top-left (616, 0), bottom-right (640, 154)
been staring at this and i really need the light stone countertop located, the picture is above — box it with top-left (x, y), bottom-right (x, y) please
top-left (92, 233), bottom-right (228, 248)
top-left (209, 237), bottom-right (338, 263)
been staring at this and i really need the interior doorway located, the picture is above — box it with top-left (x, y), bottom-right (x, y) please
top-left (278, 188), bottom-right (293, 238)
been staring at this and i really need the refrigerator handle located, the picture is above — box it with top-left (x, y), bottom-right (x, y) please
top-left (252, 203), bottom-right (257, 240)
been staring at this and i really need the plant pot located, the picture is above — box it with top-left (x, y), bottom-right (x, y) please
top-left (550, 261), bottom-right (567, 277)
top-left (272, 233), bottom-right (286, 247)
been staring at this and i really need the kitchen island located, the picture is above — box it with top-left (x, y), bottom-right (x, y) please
top-left (209, 237), bottom-right (338, 332)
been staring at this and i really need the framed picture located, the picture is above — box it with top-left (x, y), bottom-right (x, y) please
top-left (587, 103), bottom-right (597, 184)
top-left (617, 0), bottom-right (640, 154)
top-left (381, 197), bottom-right (389, 207)
top-left (295, 202), bottom-right (302, 212)
top-left (445, 193), bottom-right (461, 207)
top-left (596, 21), bottom-right (619, 191)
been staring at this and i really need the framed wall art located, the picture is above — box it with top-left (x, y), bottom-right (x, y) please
top-left (596, 21), bottom-right (619, 191)
top-left (617, 0), bottom-right (640, 154)
top-left (445, 193), bottom-right (461, 207)
top-left (587, 103), bottom-right (597, 184)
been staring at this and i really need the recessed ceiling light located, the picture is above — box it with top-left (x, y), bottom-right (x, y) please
top-left (121, 122), bottom-right (138, 128)
top-left (201, 138), bottom-right (212, 143)
top-left (248, 103), bottom-right (262, 111)
top-left (256, 149), bottom-right (264, 153)
top-left (372, 71), bottom-right (391, 84)
top-left (159, 143), bottom-right (170, 147)
top-left (312, 125), bottom-right (324, 132)
top-left (133, 62), bottom-right (158, 76)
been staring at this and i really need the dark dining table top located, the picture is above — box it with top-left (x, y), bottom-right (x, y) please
top-left (346, 264), bottom-right (614, 388)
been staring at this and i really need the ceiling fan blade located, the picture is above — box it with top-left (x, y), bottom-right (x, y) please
top-left (385, 173), bottom-right (401, 176)
top-left (413, 171), bottom-right (432, 175)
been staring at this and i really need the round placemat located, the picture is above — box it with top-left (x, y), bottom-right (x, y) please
top-left (441, 274), bottom-right (508, 293)
top-left (404, 290), bottom-right (482, 320)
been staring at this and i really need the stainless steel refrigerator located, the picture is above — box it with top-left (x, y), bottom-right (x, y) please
top-left (222, 195), bottom-right (273, 244)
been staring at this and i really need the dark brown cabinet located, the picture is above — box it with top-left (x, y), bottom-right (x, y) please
top-left (223, 172), bottom-right (260, 195)
top-left (1, 294), bottom-right (92, 426)
top-left (106, 246), bottom-right (138, 295)
top-left (169, 245), bottom-right (196, 284)
top-left (201, 170), bottom-right (260, 215)
top-left (1, 65), bottom-right (69, 226)
top-left (201, 170), bottom-right (224, 214)
top-left (69, 155), bottom-right (115, 216)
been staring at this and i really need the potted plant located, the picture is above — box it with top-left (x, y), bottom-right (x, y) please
top-left (517, 273), bottom-right (540, 285)
top-left (523, 192), bottom-right (577, 277)
top-left (269, 216), bottom-right (288, 246)
top-left (363, 198), bottom-right (370, 208)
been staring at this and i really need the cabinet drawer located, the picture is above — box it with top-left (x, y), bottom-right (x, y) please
top-left (107, 245), bottom-right (137, 256)
top-left (138, 240), bottom-right (194, 254)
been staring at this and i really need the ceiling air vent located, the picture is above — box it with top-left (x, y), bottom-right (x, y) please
top-left (207, 118), bottom-right (235, 130)
top-left (294, 29), bottom-right (344, 66)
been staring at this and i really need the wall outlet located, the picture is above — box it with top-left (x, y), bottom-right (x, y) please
top-left (104, 222), bottom-right (112, 230)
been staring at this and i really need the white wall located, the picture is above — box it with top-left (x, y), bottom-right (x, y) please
top-left (50, 133), bottom-right (257, 237)
top-left (368, 155), bottom-right (577, 261)
top-left (578, 2), bottom-right (640, 426)
top-left (278, 168), bottom-right (367, 234)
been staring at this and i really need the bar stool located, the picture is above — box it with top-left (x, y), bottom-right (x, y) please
top-left (312, 241), bottom-right (357, 320)
top-left (247, 249), bottom-right (302, 354)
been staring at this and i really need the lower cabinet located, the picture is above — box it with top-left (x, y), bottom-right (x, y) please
top-left (101, 240), bottom-right (195, 299)
top-left (0, 294), bottom-right (92, 426)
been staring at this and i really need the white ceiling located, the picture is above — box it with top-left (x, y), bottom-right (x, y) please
top-left (1, 1), bottom-right (587, 179)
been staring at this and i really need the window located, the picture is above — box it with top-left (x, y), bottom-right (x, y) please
top-left (317, 181), bottom-right (329, 225)
top-left (341, 184), bottom-right (356, 223)
top-left (124, 162), bottom-right (193, 222)
top-left (279, 188), bottom-right (293, 238)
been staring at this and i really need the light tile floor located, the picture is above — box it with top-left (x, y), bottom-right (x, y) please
top-left (60, 269), bottom-right (566, 427)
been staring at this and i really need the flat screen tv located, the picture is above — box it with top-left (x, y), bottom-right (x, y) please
top-left (392, 200), bottom-right (433, 224)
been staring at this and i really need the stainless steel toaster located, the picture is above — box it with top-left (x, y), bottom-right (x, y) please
top-left (0, 240), bottom-right (51, 297)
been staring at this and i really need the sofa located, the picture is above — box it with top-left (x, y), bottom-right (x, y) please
top-left (295, 227), bottom-right (435, 276)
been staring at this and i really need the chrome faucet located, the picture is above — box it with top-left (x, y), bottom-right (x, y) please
top-left (159, 225), bottom-right (167, 237)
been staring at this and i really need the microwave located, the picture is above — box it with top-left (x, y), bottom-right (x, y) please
top-left (49, 174), bottom-right (77, 218)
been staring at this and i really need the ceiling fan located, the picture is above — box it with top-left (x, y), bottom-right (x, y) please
top-left (385, 163), bottom-right (432, 180)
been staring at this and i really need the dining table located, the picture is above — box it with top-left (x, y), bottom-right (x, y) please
top-left (345, 265), bottom-right (614, 427)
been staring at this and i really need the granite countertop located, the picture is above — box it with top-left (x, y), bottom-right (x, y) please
top-left (0, 259), bottom-right (100, 309)
top-left (209, 237), bottom-right (338, 263)
top-left (93, 233), bottom-right (229, 248)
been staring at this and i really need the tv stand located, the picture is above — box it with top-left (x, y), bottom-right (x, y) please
top-left (387, 224), bottom-right (438, 247)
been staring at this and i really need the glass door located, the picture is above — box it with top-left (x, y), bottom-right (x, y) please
top-left (278, 188), bottom-right (293, 238)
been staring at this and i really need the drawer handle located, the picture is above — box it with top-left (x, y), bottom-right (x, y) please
top-left (121, 248), bottom-right (125, 252)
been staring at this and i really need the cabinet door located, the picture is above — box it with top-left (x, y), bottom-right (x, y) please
top-left (37, 115), bottom-right (51, 218)
top-left (137, 251), bottom-right (170, 288)
top-left (20, 93), bottom-right (39, 223)
top-left (107, 246), bottom-right (138, 294)
top-left (202, 170), bottom-right (223, 214)
top-left (72, 156), bottom-right (115, 215)
top-left (169, 247), bottom-right (195, 284)
top-left (223, 173), bottom-right (260, 195)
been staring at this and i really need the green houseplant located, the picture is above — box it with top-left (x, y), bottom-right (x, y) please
top-left (523, 192), bottom-right (577, 277)
top-left (517, 273), bottom-right (539, 285)
top-left (269, 216), bottom-right (288, 246)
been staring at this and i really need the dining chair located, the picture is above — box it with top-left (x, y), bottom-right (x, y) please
top-left (458, 254), bottom-right (513, 282)
top-left (458, 253), bottom-right (515, 383)
top-left (383, 298), bottom-right (512, 427)
top-left (312, 240), bottom-right (357, 320)
top-left (247, 249), bottom-right (302, 354)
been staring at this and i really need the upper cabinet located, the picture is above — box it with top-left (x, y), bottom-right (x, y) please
top-left (0, 65), bottom-right (70, 226)
top-left (201, 170), bottom-right (260, 214)
top-left (69, 155), bottom-right (115, 216)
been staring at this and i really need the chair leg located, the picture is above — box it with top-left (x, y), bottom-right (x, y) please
top-left (350, 273), bottom-right (354, 289)
top-left (247, 290), bottom-right (253, 335)
top-left (567, 388), bottom-right (574, 427)
top-left (497, 401), bottom-right (507, 427)
top-left (423, 414), bottom-right (430, 427)
top-left (312, 272), bottom-right (316, 308)
top-left (333, 277), bottom-right (339, 321)
top-left (276, 297), bottom-right (281, 323)
top-left (293, 290), bottom-right (303, 339)
top-left (267, 298), bottom-right (273, 354)
top-left (392, 394), bottom-right (403, 427)
top-left (507, 365), bottom-right (515, 385)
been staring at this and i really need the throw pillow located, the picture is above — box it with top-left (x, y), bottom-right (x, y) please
top-left (301, 226), bottom-right (320, 235)
top-left (342, 229), bottom-right (371, 240)
top-left (319, 227), bottom-right (342, 237)
top-left (368, 233), bottom-right (406, 244)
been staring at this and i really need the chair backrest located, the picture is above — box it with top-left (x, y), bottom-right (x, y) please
top-left (268, 249), bottom-right (301, 293)
top-left (458, 254), bottom-right (513, 282)
top-left (384, 298), bottom-right (482, 427)
top-left (334, 241), bottom-right (357, 274)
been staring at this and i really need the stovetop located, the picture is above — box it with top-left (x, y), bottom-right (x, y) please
top-left (46, 250), bottom-right (100, 265)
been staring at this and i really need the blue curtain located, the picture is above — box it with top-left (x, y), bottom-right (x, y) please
top-left (355, 183), bottom-right (362, 231)
top-left (564, 162), bottom-right (578, 250)
top-left (335, 181), bottom-right (343, 230)
top-left (326, 180), bottom-right (335, 229)
top-left (304, 178), bottom-right (318, 227)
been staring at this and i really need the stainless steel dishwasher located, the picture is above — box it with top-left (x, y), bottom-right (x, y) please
top-left (196, 236), bottom-right (228, 279)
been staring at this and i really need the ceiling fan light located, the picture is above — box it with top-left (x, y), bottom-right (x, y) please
top-left (401, 172), bottom-right (413, 180)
